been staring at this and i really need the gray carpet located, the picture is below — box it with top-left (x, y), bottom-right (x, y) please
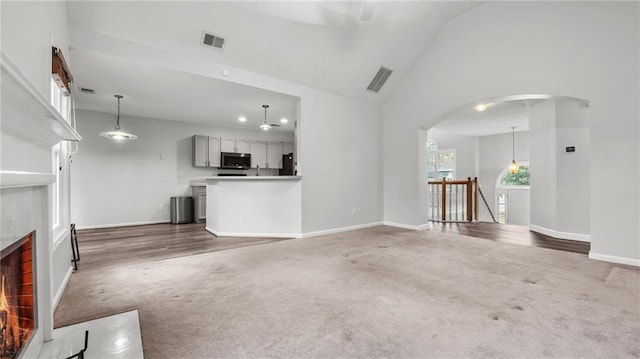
top-left (55, 226), bottom-right (640, 358)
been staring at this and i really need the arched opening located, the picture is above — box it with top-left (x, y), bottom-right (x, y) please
top-left (495, 162), bottom-right (530, 225)
top-left (421, 94), bottom-right (590, 242)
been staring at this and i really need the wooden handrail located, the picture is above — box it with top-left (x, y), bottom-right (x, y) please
top-left (428, 180), bottom-right (470, 185)
top-left (427, 176), bottom-right (481, 223)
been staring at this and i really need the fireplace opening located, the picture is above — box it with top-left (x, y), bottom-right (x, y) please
top-left (0, 232), bottom-right (36, 359)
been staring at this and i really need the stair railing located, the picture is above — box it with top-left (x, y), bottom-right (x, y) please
top-left (477, 186), bottom-right (498, 223)
top-left (428, 177), bottom-right (479, 223)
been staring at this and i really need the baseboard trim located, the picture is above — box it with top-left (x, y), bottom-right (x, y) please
top-left (76, 220), bottom-right (170, 230)
top-left (529, 224), bottom-right (590, 242)
top-left (588, 252), bottom-right (640, 267)
top-left (383, 221), bottom-right (431, 231)
top-left (301, 222), bottom-right (383, 238)
top-left (53, 266), bottom-right (73, 311)
top-left (205, 226), bottom-right (302, 239)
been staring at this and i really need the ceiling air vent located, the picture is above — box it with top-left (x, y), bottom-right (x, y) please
top-left (201, 31), bottom-right (225, 50)
top-left (366, 66), bottom-right (393, 93)
top-left (79, 87), bottom-right (95, 94)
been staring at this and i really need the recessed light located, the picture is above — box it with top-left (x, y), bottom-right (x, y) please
top-left (280, 118), bottom-right (288, 124)
top-left (474, 103), bottom-right (489, 112)
top-left (238, 116), bottom-right (247, 122)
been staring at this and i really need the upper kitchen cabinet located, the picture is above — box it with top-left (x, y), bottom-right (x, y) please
top-left (267, 142), bottom-right (283, 169)
top-left (221, 138), bottom-right (236, 153)
top-left (193, 135), bottom-right (208, 167)
top-left (236, 139), bottom-right (251, 153)
top-left (221, 138), bottom-right (251, 153)
top-left (208, 137), bottom-right (221, 167)
top-left (193, 135), bottom-right (221, 168)
top-left (250, 140), bottom-right (267, 168)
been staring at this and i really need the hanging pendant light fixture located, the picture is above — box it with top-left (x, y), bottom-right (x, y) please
top-left (99, 94), bottom-right (137, 140)
top-left (260, 104), bottom-right (271, 131)
top-left (509, 126), bottom-right (519, 174)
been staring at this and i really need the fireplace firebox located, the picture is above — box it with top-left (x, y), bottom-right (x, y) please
top-left (0, 232), bottom-right (36, 359)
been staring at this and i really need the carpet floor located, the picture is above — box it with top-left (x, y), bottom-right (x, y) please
top-left (54, 226), bottom-right (640, 358)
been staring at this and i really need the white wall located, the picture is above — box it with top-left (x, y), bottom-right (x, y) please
top-left (529, 100), bottom-right (557, 230)
top-left (71, 28), bottom-right (384, 234)
top-left (555, 101), bottom-right (590, 236)
top-left (383, 1), bottom-right (639, 264)
top-left (1, 0), bottom-right (75, 313)
top-left (71, 109), bottom-right (293, 228)
top-left (1, 1), bottom-right (70, 99)
top-left (477, 131), bottom-right (530, 222)
top-left (530, 99), bottom-right (590, 239)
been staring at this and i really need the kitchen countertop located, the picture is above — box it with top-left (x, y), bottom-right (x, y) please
top-left (206, 176), bottom-right (301, 181)
top-left (191, 176), bottom-right (301, 186)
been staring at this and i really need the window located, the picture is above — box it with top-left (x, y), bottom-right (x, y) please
top-left (497, 193), bottom-right (506, 224)
top-left (498, 164), bottom-right (530, 188)
top-left (50, 78), bottom-right (71, 123)
top-left (50, 47), bottom-right (73, 238)
top-left (51, 143), bottom-right (61, 230)
top-left (427, 140), bottom-right (456, 181)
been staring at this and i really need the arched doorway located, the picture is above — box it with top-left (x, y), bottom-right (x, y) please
top-left (495, 163), bottom-right (530, 225)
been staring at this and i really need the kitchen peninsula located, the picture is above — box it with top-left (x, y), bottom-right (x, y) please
top-left (204, 176), bottom-right (302, 238)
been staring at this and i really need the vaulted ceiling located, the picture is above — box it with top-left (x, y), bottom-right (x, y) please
top-left (66, 1), bottom-right (480, 128)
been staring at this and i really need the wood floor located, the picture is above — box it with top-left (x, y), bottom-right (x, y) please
top-left (75, 223), bottom-right (291, 270)
top-left (431, 221), bottom-right (590, 254)
top-left (75, 222), bottom-right (589, 272)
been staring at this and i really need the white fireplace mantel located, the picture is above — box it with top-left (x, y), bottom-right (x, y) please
top-left (1, 51), bottom-right (82, 147)
top-left (1, 50), bottom-right (81, 359)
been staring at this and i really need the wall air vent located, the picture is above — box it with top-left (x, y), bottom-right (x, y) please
top-left (366, 66), bottom-right (393, 93)
top-left (201, 31), bottom-right (225, 50)
top-left (79, 87), bottom-right (95, 94)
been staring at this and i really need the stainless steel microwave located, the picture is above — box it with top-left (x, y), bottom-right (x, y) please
top-left (220, 152), bottom-right (251, 170)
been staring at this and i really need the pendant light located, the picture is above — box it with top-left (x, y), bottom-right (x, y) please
top-left (99, 94), bottom-right (137, 140)
top-left (260, 104), bottom-right (271, 131)
top-left (509, 126), bottom-right (519, 174)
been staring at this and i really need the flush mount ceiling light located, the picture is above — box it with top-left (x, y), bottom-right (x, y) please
top-left (99, 95), bottom-right (137, 140)
top-left (238, 116), bottom-right (247, 122)
top-left (474, 103), bottom-right (489, 112)
top-left (280, 118), bottom-right (288, 124)
top-left (509, 126), bottom-right (520, 174)
top-left (260, 104), bottom-right (281, 131)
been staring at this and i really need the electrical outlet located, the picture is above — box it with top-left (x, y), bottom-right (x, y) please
top-left (356, 208), bottom-right (361, 215)
top-left (160, 203), bottom-right (166, 209)
top-left (352, 208), bottom-right (356, 216)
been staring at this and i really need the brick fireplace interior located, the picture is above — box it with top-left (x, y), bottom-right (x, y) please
top-left (0, 231), bottom-right (36, 359)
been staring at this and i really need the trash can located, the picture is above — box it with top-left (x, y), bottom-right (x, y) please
top-left (170, 196), bottom-right (193, 224)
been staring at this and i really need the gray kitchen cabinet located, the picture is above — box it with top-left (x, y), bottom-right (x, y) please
top-left (208, 137), bottom-right (221, 167)
top-left (195, 135), bottom-right (292, 169)
top-left (193, 135), bottom-right (221, 168)
top-left (193, 135), bottom-right (209, 167)
top-left (267, 142), bottom-right (283, 169)
top-left (221, 138), bottom-right (236, 153)
top-left (192, 185), bottom-right (206, 223)
top-left (250, 140), bottom-right (267, 168)
top-left (236, 139), bottom-right (251, 153)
